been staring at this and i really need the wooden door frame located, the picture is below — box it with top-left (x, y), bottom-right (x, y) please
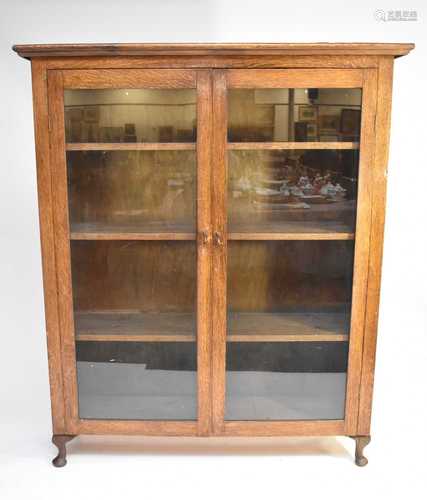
top-left (211, 67), bottom-right (378, 437)
top-left (32, 57), bottom-right (393, 439)
top-left (46, 67), bottom-right (212, 436)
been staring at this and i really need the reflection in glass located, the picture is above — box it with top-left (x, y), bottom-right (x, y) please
top-left (228, 149), bottom-right (358, 235)
top-left (77, 342), bottom-right (197, 420)
top-left (64, 85), bottom-right (198, 421)
top-left (228, 88), bottom-right (362, 142)
top-left (68, 150), bottom-right (196, 234)
top-left (226, 342), bottom-right (348, 420)
top-left (64, 89), bottom-right (196, 143)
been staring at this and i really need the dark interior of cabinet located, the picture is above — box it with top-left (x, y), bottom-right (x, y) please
top-left (77, 340), bottom-right (347, 372)
top-left (71, 240), bottom-right (196, 311)
top-left (228, 240), bottom-right (353, 310)
top-left (72, 240), bottom-right (353, 313)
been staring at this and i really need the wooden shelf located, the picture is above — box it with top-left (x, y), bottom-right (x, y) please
top-left (66, 142), bottom-right (196, 151)
top-left (70, 221), bottom-right (196, 240)
top-left (228, 142), bottom-right (359, 150)
top-left (75, 311), bottom-right (349, 342)
top-left (75, 312), bottom-right (196, 342)
top-left (228, 200), bottom-right (355, 240)
top-left (228, 221), bottom-right (354, 240)
top-left (70, 221), bottom-right (353, 241)
top-left (228, 312), bottom-right (349, 341)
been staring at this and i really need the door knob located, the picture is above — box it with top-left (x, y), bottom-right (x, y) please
top-left (198, 230), bottom-right (210, 246)
top-left (213, 231), bottom-right (224, 247)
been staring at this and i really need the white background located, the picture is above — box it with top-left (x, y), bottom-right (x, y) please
top-left (1, 1), bottom-right (426, 498)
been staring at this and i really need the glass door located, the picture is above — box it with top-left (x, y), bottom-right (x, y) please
top-left (212, 69), bottom-right (376, 432)
top-left (48, 69), bottom-right (211, 433)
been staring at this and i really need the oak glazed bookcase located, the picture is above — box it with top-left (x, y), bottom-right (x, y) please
top-left (14, 43), bottom-right (414, 467)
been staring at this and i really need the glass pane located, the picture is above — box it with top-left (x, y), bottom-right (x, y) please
top-left (228, 88), bottom-right (361, 142)
top-left (228, 149), bottom-right (358, 236)
top-left (64, 86), bottom-right (198, 421)
top-left (68, 150), bottom-right (196, 234)
top-left (225, 240), bottom-right (353, 421)
top-left (76, 342), bottom-right (196, 420)
top-left (72, 241), bottom-right (197, 420)
top-left (225, 85), bottom-right (361, 421)
top-left (226, 343), bottom-right (348, 420)
top-left (64, 89), bottom-right (196, 142)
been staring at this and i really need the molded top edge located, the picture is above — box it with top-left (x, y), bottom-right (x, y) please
top-left (13, 42), bottom-right (415, 60)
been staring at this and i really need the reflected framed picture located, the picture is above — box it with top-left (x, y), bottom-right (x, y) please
top-left (319, 114), bottom-right (340, 133)
top-left (298, 105), bottom-right (317, 122)
top-left (66, 107), bottom-right (83, 122)
top-left (83, 106), bottom-right (100, 123)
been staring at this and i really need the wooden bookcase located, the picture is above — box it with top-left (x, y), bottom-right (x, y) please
top-left (14, 43), bottom-right (414, 467)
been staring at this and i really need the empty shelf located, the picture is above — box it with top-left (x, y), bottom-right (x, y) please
top-left (70, 221), bottom-right (196, 240)
top-left (75, 310), bottom-right (349, 343)
top-left (75, 312), bottom-right (195, 342)
top-left (228, 312), bottom-right (349, 342)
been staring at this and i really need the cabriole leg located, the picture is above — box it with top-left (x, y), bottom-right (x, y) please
top-left (52, 434), bottom-right (76, 467)
top-left (350, 435), bottom-right (371, 467)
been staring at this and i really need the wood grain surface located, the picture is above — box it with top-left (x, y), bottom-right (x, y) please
top-left (21, 48), bottom-right (408, 440)
top-left (13, 42), bottom-right (414, 59)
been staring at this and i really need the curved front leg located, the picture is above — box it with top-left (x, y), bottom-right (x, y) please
top-left (52, 434), bottom-right (76, 467)
top-left (350, 435), bottom-right (371, 467)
